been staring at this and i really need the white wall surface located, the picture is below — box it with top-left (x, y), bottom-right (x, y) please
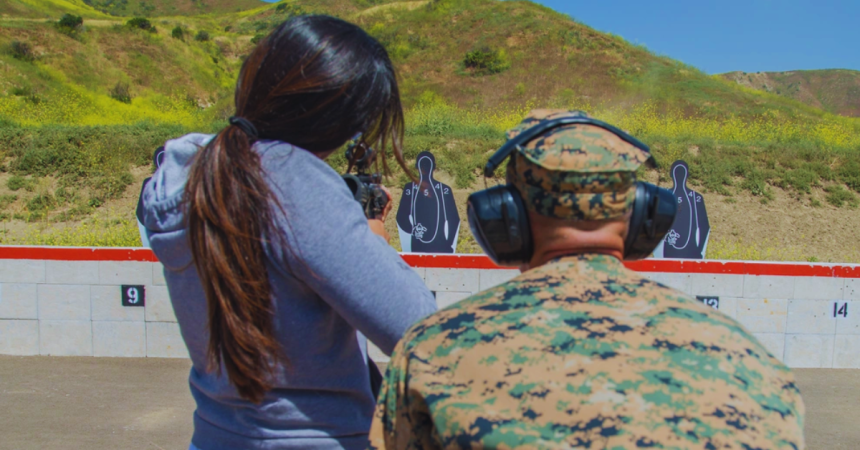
top-left (0, 259), bottom-right (184, 358)
top-left (0, 258), bottom-right (857, 369)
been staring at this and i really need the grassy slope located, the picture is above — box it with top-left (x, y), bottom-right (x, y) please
top-left (80, 0), bottom-right (267, 17)
top-left (1, 0), bottom-right (850, 126)
top-left (345, 0), bottom-right (842, 119)
top-left (342, 1), bottom-right (860, 199)
top-left (0, 0), bottom-right (268, 226)
top-left (0, 22), bottom-right (235, 111)
top-left (0, 0), bottom-right (112, 18)
top-left (721, 69), bottom-right (860, 118)
top-left (0, 0), bottom-right (858, 261)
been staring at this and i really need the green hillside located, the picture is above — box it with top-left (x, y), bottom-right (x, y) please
top-left (0, 0), bottom-right (266, 18)
top-left (81, 0), bottom-right (267, 17)
top-left (721, 69), bottom-right (860, 118)
top-left (0, 0), bottom-right (110, 18)
top-left (0, 0), bottom-right (859, 261)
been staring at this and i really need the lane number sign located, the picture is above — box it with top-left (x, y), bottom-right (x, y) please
top-left (834, 302), bottom-right (848, 318)
top-left (696, 296), bottom-right (720, 310)
top-left (122, 285), bottom-right (145, 307)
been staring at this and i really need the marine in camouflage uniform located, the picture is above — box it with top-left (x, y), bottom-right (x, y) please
top-left (368, 110), bottom-right (805, 449)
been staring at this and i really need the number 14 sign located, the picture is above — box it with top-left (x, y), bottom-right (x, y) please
top-left (834, 301), bottom-right (848, 318)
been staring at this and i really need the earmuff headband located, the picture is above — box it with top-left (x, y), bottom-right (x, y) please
top-left (468, 113), bottom-right (678, 266)
top-left (483, 115), bottom-right (657, 178)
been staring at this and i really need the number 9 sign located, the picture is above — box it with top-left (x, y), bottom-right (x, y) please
top-left (122, 285), bottom-right (146, 307)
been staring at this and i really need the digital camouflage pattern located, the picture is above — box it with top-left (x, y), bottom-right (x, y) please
top-left (368, 254), bottom-right (805, 449)
top-left (505, 109), bottom-right (653, 220)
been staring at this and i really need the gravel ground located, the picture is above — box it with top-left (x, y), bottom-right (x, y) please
top-left (0, 356), bottom-right (855, 449)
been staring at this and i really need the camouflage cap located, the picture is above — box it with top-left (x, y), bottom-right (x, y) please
top-left (505, 109), bottom-right (652, 220)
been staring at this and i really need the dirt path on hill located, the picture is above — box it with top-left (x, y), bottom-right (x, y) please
top-left (0, 18), bottom-right (122, 27)
top-left (356, 1), bottom-right (430, 16)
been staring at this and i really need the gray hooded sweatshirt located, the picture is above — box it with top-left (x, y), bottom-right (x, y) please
top-left (141, 134), bottom-right (437, 450)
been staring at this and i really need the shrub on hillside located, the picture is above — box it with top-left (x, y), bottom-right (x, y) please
top-left (7, 175), bottom-right (35, 192)
top-left (780, 168), bottom-right (817, 193)
top-left (11, 86), bottom-right (31, 97)
top-left (251, 33), bottom-right (266, 44)
top-left (54, 187), bottom-right (76, 204)
top-left (514, 82), bottom-right (526, 96)
top-left (463, 47), bottom-right (510, 75)
top-left (353, 0), bottom-right (389, 7)
top-left (109, 82), bottom-right (132, 104)
top-left (26, 193), bottom-right (56, 213)
top-left (183, 93), bottom-right (201, 109)
top-left (92, 173), bottom-right (134, 200)
top-left (171, 26), bottom-right (184, 40)
top-left (194, 30), bottom-right (210, 42)
top-left (838, 161), bottom-right (860, 193)
top-left (739, 171), bottom-right (774, 202)
top-left (825, 185), bottom-right (858, 208)
top-left (0, 194), bottom-right (17, 210)
top-left (11, 85), bottom-right (40, 104)
top-left (56, 14), bottom-right (83, 36)
top-left (274, 2), bottom-right (305, 16)
top-left (127, 17), bottom-right (155, 33)
top-left (0, 122), bottom-right (186, 221)
top-left (9, 41), bottom-right (35, 62)
top-left (58, 14), bottom-right (83, 29)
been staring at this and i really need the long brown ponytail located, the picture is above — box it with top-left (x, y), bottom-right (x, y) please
top-left (183, 15), bottom-right (405, 403)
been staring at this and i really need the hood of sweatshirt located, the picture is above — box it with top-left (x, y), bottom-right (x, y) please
top-left (140, 133), bottom-right (211, 270)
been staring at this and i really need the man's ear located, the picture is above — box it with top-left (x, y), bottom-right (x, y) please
top-left (621, 208), bottom-right (633, 241)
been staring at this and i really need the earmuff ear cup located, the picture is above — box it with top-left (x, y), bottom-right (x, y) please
top-left (467, 185), bottom-right (533, 266)
top-left (624, 182), bottom-right (678, 260)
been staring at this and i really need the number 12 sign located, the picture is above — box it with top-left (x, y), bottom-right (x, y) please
top-left (122, 285), bottom-right (146, 307)
top-left (696, 296), bottom-right (720, 310)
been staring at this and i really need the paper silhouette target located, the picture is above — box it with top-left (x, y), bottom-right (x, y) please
top-left (396, 151), bottom-right (460, 253)
top-left (653, 160), bottom-right (711, 259)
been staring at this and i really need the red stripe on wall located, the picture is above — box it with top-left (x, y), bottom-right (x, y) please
top-left (0, 246), bottom-right (858, 277)
top-left (399, 253), bottom-right (503, 269)
top-left (0, 246), bottom-right (160, 262)
top-left (624, 259), bottom-right (860, 277)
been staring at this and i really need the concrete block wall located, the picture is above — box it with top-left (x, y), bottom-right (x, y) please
top-left (0, 258), bottom-right (186, 358)
top-left (642, 271), bottom-right (859, 369)
top-left (1, 248), bottom-right (859, 369)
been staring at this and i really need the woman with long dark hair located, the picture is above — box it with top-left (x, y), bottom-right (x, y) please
top-left (140, 16), bottom-right (436, 450)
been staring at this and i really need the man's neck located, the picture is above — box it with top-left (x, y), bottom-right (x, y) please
top-left (524, 227), bottom-right (626, 271)
top-left (533, 247), bottom-right (623, 269)
top-left (522, 210), bottom-right (628, 272)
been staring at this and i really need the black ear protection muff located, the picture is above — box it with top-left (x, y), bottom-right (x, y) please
top-left (466, 114), bottom-right (678, 266)
top-left (624, 181), bottom-right (679, 260)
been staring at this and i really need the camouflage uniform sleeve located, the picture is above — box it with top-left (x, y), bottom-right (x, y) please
top-left (367, 333), bottom-right (439, 450)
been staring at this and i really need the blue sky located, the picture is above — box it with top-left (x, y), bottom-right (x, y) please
top-left (534, 0), bottom-right (860, 74)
